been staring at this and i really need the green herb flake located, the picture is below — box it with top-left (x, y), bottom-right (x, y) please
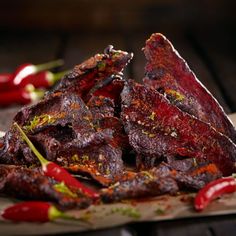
top-left (110, 207), bottom-right (141, 219)
top-left (155, 208), bottom-right (165, 215)
top-left (193, 158), bottom-right (198, 167)
top-left (81, 155), bottom-right (89, 162)
top-left (142, 171), bottom-right (154, 179)
top-left (71, 154), bottom-right (79, 162)
top-left (141, 129), bottom-right (156, 138)
top-left (106, 168), bottom-right (111, 175)
top-left (54, 182), bottom-right (77, 198)
top-left (23, 113), bottom-right (65, 132)
top-left (97, 61), bottom-right (106, 71)
top-left (98, 163), bottom-right (103, 168)
top-left (149, 112), bottom-right (156, 121)
top-left (165, 89), bottom-right (185, 101)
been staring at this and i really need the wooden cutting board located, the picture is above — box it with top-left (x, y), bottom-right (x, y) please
top-left (0, 114), bottom-right (236, 235)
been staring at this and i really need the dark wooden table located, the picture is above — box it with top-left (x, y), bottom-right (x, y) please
top-left (0, 1), bottom-right (236, 234)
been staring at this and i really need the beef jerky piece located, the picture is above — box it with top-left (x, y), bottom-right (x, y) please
top-left (66, 143), bottom-right (124, 186)
top-left (121, 81), bottom-right (236, 176)
top-left (0, 91), bottom-right (109, 164)
top-left (13, 90), bottom-right (94, 135)
top-left (87, 95), bottom-right (115, 120)
top-left (187, 163), bottom-right (222, 189)
top-left (0, 91), bottom-right (125, 186)
top-left (27, 125), bottom-right (123, 186)
top-left (101, 163), bottom-right (179, 202)
top-left (86, 79), bottom-right (130, 151)
top-left (98, 117), bottom-right (130, 151)
top-left (51, 47), bottom-right (132, 100)
top-left (101, 162), bottom-right (221, 202)
top-left (0, 165), bottom-right (91, 210)
top-left (87, 79), bottom-right (124, 106)
top-left (143, 33), bottom-right (236, 143)
top-left (86, 94), bottom-right (129, 151)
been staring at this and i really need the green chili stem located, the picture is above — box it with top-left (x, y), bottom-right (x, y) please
top-left (34, 59), bottom-right (64, 73)
top-left (14, 122), bottom-right (49, 166)
top-left (47, 70), bottom-right (70, 86)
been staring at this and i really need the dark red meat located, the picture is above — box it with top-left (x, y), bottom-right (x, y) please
top-left (143, 33), bottom-right (236, 143)
top-left (0, 91), bottom-right (125, 186)
top-left (101, 162), bottom-right (221, 202)
top-left (51, 47), bottom-right (132, 100)
top-left (0, 165), bottom-right (91, 210)
top-left (121, 80), bottom-right (236, 176)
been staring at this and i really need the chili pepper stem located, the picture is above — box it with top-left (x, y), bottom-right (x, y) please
top-left (48, 205), bottom-right (64, 220)
top-left (14, 60), bottom-right (64, 85)
top-left (49, 206), bottom-right (91, 225)
top-left (34, 59), bottom-right (64, 73)
top-left (25, 84), bottom-right (45, 102)
top-left (14, 122), bottom-right (99, 200)
top-left (46, 70), bottom-right (71, 86)
top-left (14, 122), bottom-right (49, 167)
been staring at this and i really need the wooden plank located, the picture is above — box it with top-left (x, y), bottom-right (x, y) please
top-left (129, 30), bottom-right (230, 112)
top-left (190, 28), bottom-right (236, 112)
top-left (151, 217), bottom-right (236, 236)
top-left (0, 31), bottom-right (61, 73)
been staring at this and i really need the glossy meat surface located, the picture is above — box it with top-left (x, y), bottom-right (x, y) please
top-left (51, 48), bottom-right (132, 100)
top-left (121, 80), bottom-right (236, 176)
top-left (0, 165), bottom-right (91, 210)
top-left (101, 163), bottom-right (221, 202)
top-left (143, 33), bottom-right (236, 143)
top-left (0, 91), bottom-right (125, 186)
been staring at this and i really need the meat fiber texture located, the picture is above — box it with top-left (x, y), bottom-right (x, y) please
top-left (143, 33), bottom-right (236, 143)
top-left (0, 34), bottom-right (235, 206)
top-left (121, 80), bottom-right (236, 176)
top-left (0, 165), bottom-right (91, 210)
top-left (0, 47), bottom-right (132, 187)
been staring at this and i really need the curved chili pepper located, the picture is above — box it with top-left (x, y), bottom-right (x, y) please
top-left (0, 73), bottom-right (11, 82)
top-left (0, 85), bottom-right (45, 107)
top-left (0, 59), bottom-right (64, 91)
top-left (12, 70), bottom-right (69, 89)
top-left (1, 201), bottom-right (68, 222)
top-left (194, 177), bottom-right (236, 211)
top-left (14, 123), bottom-right (99, 200)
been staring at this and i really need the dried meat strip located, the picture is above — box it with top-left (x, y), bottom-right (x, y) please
top-left (0, 91), bottom-right (125, 186)
top-left (143, 33), bottom-right (236, 143)
top-left (101, 163), bottom-right (179, 202)
top-left (0, 165), bottom-right (91, 210)
top-left (51, 47), bottom-right (132, 100)
top-left (121, 80), bottom-right (236, 176)
top-left (101, 162), bottom-right (220, 202)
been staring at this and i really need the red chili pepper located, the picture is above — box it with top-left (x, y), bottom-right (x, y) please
top-left (0, 70), bottom-right (68, 92)
top-left (0, 73), bottom-right (11, 83)
top-left (15, 70), bottom-right (69, 89)
top-left (1, 201), bottom-right (68, 222)
top-left (0, 85), bottom-right (45, 107)
top-left (14, 123), bottom-right (99, 200)
top-left (0, 59), bottom-right (63, 91)
top-left (194, 177), bottom-right (236, 211)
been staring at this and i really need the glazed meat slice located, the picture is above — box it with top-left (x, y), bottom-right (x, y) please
top-left (101, 162), bottom-right (221, 202)
top-left (101, 164), bottom-right (178, 202)
top-left (143, 33), bottom-right (236, 143)
top-left (121, 80), bottom-right (236, 176)
top-left (86, 78), bottom-right (125, 108)
top-left (0, 91), bottom-right (124, 186)
top-left (0, 165), bottom-right (91, 210)
top-left (86, 82), bottom-right (129, 151)
top-left (31, 125), bottom-right (124, 186)
top-left (51, 46), bottom-right (132, 100)
top-left (0, 91), bottom-right (104, 164)
top-left (87, 95), bottom-right (115, 120)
